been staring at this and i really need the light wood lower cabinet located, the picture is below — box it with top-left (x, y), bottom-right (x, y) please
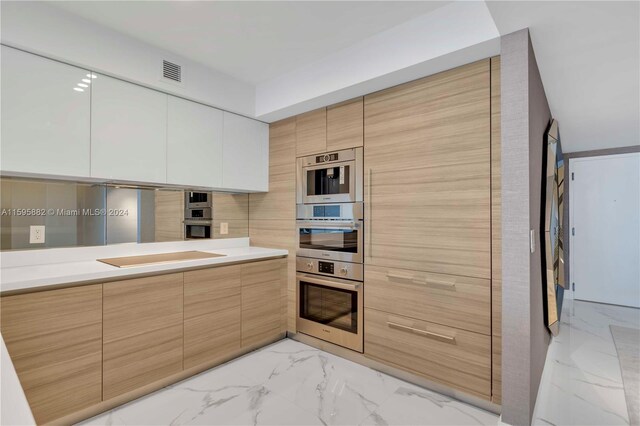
top-left (241, 258), bottom-right (286, 347)
top-left (365, 265), bottom-right (491, 335)
top-left (0, 285), bottom-right (103, 424)
top-left (102, 273), bottom-right (184, 400)
top-left (184, 265), bottom-right (242, 369)
top-left (364, 308), bottom-right (491, 399)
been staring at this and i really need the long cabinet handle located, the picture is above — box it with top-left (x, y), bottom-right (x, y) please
top-left (387, 322), bottom-right (456, 344)
top-left (386, 273), bottom-right (457, 289)
top-left (367, 168), bottom-right (372, 261)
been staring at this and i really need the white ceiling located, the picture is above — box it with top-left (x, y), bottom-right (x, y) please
top-left (23, 1), bottom-right (640, 152)
top-left (50, 1), bottom-right (450, 85)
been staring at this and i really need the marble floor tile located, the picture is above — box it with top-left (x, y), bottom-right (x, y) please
top-left (533, 298), bottom-right (640, 426)
top-left (78, 339), bottom-right (499, 426)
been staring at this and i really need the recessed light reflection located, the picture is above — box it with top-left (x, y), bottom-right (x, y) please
top-left (78, 83), bottom-right (88, 88)
top-left (86, 74), bottom-right (98, 79)
top-left (74, 87), bottom-right (84, 92)
top-left (82, 79), bottom-right (91, 83)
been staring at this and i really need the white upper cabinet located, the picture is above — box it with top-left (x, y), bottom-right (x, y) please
top-left (167, 96), bottom-right (223, 188)
top-left (91, 74), bottom-right (167, 183)
top-left (1, 45), bottom-right (91, 177)
top-left (222, 112), bottom-right (269, 192)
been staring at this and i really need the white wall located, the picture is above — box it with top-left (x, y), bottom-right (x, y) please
top-left (0, 1), bottom-right (256, 117)
top-left (255, 1), bottom-right (500, 121)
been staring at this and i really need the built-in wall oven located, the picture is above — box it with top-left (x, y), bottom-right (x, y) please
top-left (297, 147), bottom-right (363, 204)
top-left (296, 203), bottom-right (363, 263)
top-left (184, 191), bottom-right (212, 239)
top-left (296, 258), bottom-right (363, 352)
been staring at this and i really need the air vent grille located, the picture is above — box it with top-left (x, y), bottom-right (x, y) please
top-left (163, 60), bottom-right (182, 82)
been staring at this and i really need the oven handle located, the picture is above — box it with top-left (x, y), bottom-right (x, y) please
top-left (296, 221), bottom-right (359, 231)
top-left (297, 274), bottom-right (361, 291)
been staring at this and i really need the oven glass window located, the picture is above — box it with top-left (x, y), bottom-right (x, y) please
top-left (299, 228), bottom-right (358, 253)
top-left (307, 165), bottom-right (350, 196)
top-left (299, 282), bottom-right (358, 333)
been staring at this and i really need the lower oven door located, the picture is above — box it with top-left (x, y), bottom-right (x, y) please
top-left (296, 220), bottom-right (363, 263)
top-left (296, 273), bottom-right (363, 352)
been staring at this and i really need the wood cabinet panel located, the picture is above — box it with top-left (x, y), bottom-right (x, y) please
top-left (296, 108), bottom-right (326, 157)
top-left (364, 59), bottom-right (491, 278)
top-left (364, 308), bottom-right (491, 399)
top-left (490, 55), bottom-right (502, 405)
top-left (241, 259), bottom-right (286, 347)
top-left (154, 190), bottom-right (184, 242)
top-left (103, 273), bottom-right (183, 400)
top-left (0, 285), bottom-right (102, 424)
top-left (365, 265), bottom-right (490, 335)
top-left (327, 97), bottom-right (363, 151)
top-left (184, 266), bottom-right (241, 369)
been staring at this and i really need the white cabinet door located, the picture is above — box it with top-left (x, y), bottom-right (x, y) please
top-left (222, 112), bottom-right (268, 192)
top-left (167, 96), bottom-right (223, 187)
top-left (91, 74), bottom-right (167, 183)
top-left (1, 46), bottom-right (91, 177)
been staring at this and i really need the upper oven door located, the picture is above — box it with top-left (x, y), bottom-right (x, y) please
top-left (297, 220), bottom-right (363, 263)
top-left (186, 192), bottom-right (211, 208)
top-left (300, 160), bottom-right (356, 204)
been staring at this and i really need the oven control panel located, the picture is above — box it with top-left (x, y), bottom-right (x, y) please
top-left (296, 257), bottom-right (363, 281)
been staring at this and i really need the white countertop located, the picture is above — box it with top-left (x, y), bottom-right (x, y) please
top-left (0, 238), bottom-right (288, 293)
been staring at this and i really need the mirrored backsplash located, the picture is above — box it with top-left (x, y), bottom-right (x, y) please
top-left (0, 178), bottom-right (249, 251)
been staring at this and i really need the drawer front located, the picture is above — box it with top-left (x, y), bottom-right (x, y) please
top-left (364, 308), bottom-right (491, 398)
top-left (364, 265), bottom-right (490, 334)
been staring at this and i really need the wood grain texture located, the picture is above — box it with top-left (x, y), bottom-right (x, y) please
top-left (365, 265), bottom-right (491, 335)
top-left (364, 59), bottom-right (491, 279)
top-left (97, 251), bottom-right (223, 268)
top-left (296, 107), bottom-right (326, 157)
top-left (184, 265), bottom-right (241, 369)
top-left (327, 97), bottom-right (363, 151)
top-left (490, 55), bottom-right (502, 405)
top-left (211, 193), bottom-right (249, 239)
top-left (364, 308), bottom-right (491, 399)
top-left (249, 117), bottom-right (297, 333)
top-left (154, 190), bottom-right (184, 242)
top-left (0, 285), bottom-right (102, 424)
top-left (241, 259), bottom-right (286, 347)
top-left (102, 273), bottom-right (183, 400)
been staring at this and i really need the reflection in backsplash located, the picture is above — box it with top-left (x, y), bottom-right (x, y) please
top-left (0, 178), bottom-right (249, 251)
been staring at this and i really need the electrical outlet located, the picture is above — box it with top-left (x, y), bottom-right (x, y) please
top-left (220, 222), bottom-right (229, 235)
top-left (30, 225), bottom-right (45, 244)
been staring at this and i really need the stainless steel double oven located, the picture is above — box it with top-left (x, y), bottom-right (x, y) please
top-left (296, 147), bottom-right (364, 352)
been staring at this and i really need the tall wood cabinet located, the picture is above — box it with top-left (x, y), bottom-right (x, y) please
top-left (102, 273), bottom-right (184, 400)
top-left (364, 59), bottom-right (491, 279)
top-left (0, 286), bottom-right (102, 424)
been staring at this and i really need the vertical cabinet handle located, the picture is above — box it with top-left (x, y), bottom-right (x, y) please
top-left (367, 168), bottom-right (372, 260)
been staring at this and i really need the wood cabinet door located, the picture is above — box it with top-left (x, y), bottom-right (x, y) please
top-left (296, 108), bottom-right (326, 157)
top-left (167, 96), bottom-right (223, 188)
top-left (102, 273), bottom-right (183, 400)
top-left (364, 59), bottom-right (491, 279)
top-left (0, 286), bottom-right (102, 424)
top-left (0, 45), bottom-right (91, 178)
top-left (184, 265), bottom-right (242, 369)
top-left (91, 74), bottom-right (168, 184)
top-left (327, 97), bottom-right (363, 151)
top-left (241, 259), bottom-right (286, 347)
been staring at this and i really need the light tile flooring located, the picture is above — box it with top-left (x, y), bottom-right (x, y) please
top-left (532, 298), bottom-right (640, 425)
top-left (79, 339), bottom-right (499, 426)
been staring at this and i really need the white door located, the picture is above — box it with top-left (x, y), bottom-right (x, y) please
top-left (570, 152), bottom-right (640, 307)
top-left (91, 74), bottom-right (167, 184)
top-left (167, 96), bottom-right (223, 188)
top-left (1, 45), bottom-right (91, 177)
top-left (222, 112), bottom-right (269, 192)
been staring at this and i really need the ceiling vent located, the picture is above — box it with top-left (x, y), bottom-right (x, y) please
top-left (162, 60), bottom-right (182, 83)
